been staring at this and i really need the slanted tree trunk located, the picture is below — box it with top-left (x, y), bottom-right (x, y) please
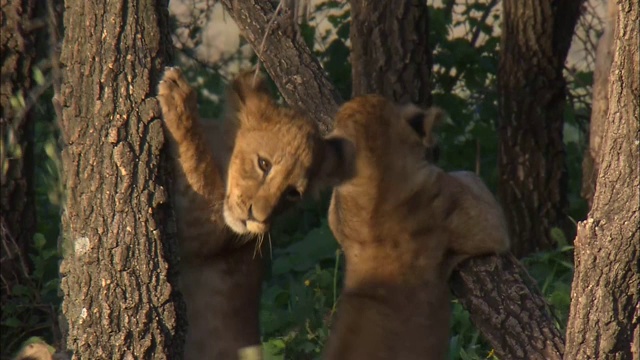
top-left (451, 255), bottom-right (565, 359)
top-left (564, 0), bottom-right (640, 358)
top-left (497, 0), bottom-right (584, 257)
top-left (56, 0), bottom-right (185, 358)
top-left (349, 0), bottom-right (431, 106)
top-left (0, 0), bottom-right (37, 304)
top-left (220, 0), bottom-right (342, 133)
top-left (222, 2), bottom-right (565, 359)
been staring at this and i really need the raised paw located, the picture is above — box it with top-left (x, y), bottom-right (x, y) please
top-left (157, 67), bottom-right (199, 139)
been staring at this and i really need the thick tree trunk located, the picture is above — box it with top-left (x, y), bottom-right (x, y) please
top-left (0, 0), bottom-right (37, 306)
top-left (223, 2), bottom-right (565, 359)
top-left (349, 0), bottom-right (431, 106)
top-left (220, 0), bottom-right (343, 134)
top-left (497, 0), bottom-right (583, 257)
top-left (581, 0), bottom-right (616, 209)
top-left (56, 0), bottom-right (185, 358)
top-left (564, 0), bottom-right (640, 358)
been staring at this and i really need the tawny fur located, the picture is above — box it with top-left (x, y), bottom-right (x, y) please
top-left (324, 95), bottom-right (510, 360)
top-left (157, 67), bottom-right (344, 359)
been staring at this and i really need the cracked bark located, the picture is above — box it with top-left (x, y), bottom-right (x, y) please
top-left (223, 2), bottom-right (565, 359)
top-left (497, 0), bottom-right (584, 257)
top-left (564, 0), bottom-right (640, 358)
top-left (56, 0), bottom-right (185, 358)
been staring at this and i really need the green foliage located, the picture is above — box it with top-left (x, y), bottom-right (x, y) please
top-left (1, 232), bottom-right (61, 358)
top-left (1, 70), bottom-right (62, 359)
top-left (259, 195), bottom-right (341, 359)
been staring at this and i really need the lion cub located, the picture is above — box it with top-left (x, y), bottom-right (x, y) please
top-left (323, 95), bottom-right (510, 359)
top-left (157, 68), bottom-right (347, 359)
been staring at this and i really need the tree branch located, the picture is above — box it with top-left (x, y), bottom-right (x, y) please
top-left (222, 2), bottom-right (565, 359)
top-left (451, 254), bottom-right (564, 360)
top-left (220, 0), bottom-right (342, 134)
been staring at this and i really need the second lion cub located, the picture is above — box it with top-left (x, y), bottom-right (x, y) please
top-left (324, 95), bottom-right (510, 359)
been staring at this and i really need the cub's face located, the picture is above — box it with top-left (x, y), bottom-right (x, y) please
top-left (223, 121), bottom-right (319, 234)
top-left (221, 72), bottom-right (349, 235)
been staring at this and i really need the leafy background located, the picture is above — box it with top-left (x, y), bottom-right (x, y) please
top-left (2, 0), bottom-right (603, 359)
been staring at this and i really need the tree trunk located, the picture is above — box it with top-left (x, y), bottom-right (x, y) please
top-left (56, 0), bottom-right (185, 358)
top-left (223, 2), bottom-right (565, 359)
top-left (581, 0), bottom-right (616, 209)
top-left (497, 0), bottom-right (583, 257)
top-left (564, 0), bottom-right (640, 358)
top-left (0, 0), bottom-right (38, 308)
top-left (220, 0), bottom-right (343, 134)
top-left (349, 0), bottom-right (431, 106)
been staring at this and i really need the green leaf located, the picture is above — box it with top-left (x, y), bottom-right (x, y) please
top-left (33, 68), bottom-right (45, 86)
top-left (550, 227), bottom-right (567, 247)
top-left (33, 233), bottom-right (46, 250)
top-left (3, 317), bottom-right (22, 327)
top-left (11, 284), bottom-right (30, 297)
top-left (263, 339), bottom-right (286, 360)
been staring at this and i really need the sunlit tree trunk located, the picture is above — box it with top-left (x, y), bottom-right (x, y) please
top-left (56, 0), bottom-right (185, 357)
top-left (564, 0), bottom-right (640, 358)
top-left (581, 0), bottom-right (616, 208)
top-left (498, 0), bottom-right (584, 257)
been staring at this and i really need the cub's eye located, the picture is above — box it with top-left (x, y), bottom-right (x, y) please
top-left (284, 187), bottom-right (302, 202)
top-left (258, 156), bottom-right (272, 174)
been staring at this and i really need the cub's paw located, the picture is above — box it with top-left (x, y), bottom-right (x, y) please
top-left (157, 67), bottom-right (198, 138)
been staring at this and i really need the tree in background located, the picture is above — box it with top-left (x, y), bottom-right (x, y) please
top-left (565, 0), bottom-right (639, 358)
top-left (497, 0), bottom-right (584, 257)
top-left (349, 0), bottom-right (431, 105)
top-left (55, 0), bottom-right (185, 357)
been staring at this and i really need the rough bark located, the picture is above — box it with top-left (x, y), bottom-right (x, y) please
top-left (220, 0), bottom-right (343, 134)
top-left (564, 0), bottom-right (640, 358)
top-left (581, 0), bottom-right (616, 209)
top-left (0, 0), bottom-right (37, 305)
top-left (56, 0), bottom-right (185, 358)
top-left (497, 0), bottom-right (584, 257)
top-left (350, 0), bottom-right (431, 106)
top-left (451, 255), bottom-right (564, 360)
top-left (223, 2), bottom-right (566, 359)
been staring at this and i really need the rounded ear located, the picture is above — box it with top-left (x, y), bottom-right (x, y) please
top-left (310, 137), bottom-right (355, 193)
top-left (402, 105), bottom-right (445, 147)
top-left (226, 70), bottom-right (272, 112)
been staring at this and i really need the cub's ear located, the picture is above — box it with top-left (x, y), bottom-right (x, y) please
top-left (310, 137), bottom-right (355, 194)
top-left (402, 105), bottom-right (445, 147)
top-left (226, 70), bottom-right (272, 112)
